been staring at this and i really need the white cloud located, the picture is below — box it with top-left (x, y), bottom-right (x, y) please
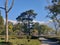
top-left (8, 20), bottom-right (17, 24)
top-left (4, 18), bottom-right (17, 24)
top-left (4, 18), bottom-right (53, 25)
top-left (33, 20), bottom-right (53, 24)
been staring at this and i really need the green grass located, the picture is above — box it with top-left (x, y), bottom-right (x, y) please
top-left (0, 39), bottom-right (40, 45)
top-left (0, 35), bottom-right (40, 45)
top-left (9, 39), bottom-right (40, 45)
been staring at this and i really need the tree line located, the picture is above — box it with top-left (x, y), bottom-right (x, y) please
top-left (0, 10), bottom-right (53, 36)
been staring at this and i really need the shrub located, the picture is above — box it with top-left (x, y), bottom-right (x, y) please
top-left (17, 35), bottom-right (27, 39)
top-left (0, 42), bottom-right (13, 45)
top-left (1, 38), bottom-right (4, 40)
top-left (31, 36), bottom-right (39, 39)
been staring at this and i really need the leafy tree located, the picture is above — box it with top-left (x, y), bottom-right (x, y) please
top-left (46, 0), bottom-right (60, 35)
top-left (16, 10), bottom-right (37, 35)
top-left (34, 22), bottom-right (40, 30)
top-left (0, 10), bottom-right (4, 34)
top-left (31, 29), bottom-right (38, 36)
top-left (33, 22), bottom-right (40, 34)
top-left (12, 23), bottom-right (24, 36)
top-left (39, 24), bottom-right (53, 35)
top-left (8, 21), bottom-right (13, 30)
top-left (13, 23), bottom-right (23, 32)
top-left (8, 21), bottom-right (13, 35)
top-left (31, 22), bottom-right (53, 35)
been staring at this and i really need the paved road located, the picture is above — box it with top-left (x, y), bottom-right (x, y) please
top-left (39, 37), bottom-right (59, 45)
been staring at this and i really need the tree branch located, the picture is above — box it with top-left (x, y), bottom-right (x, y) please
top-left (0, 7), bottom-right (5, 10)
top-left (5, 0), bottom-right (8, 11)
top-left (8, 0), bottom-right (14, 12)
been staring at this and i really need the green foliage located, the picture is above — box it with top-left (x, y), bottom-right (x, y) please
top-left (16, 10), bottom-right (37, 35)
top-left (0, 11), bottom-right (4, 34)
top-left (8, 21), bottom-right (13, 30)
top-left (34, 22), bottom-right (40, 30)
top-left (8, 21), bottom-right (14, 35)
top-left (39, 24), bottom-right (53, 35)
top-left (33, 22), bottom-right (53, 35)
top-left (46, 0), bottom-right (60, 35)
top-left (13, 23), bottom-right (22, 31)
top-left (0, 11), bottom-right (4, 25)
top-left (9, 39), bottom-right (40, 45)
top-left (0, 38), bottom-right (40, 45)
top-left (0, 42), bottom-right (13, 45)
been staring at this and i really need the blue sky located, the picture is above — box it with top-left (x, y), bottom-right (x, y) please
top-left (0, 0), bottom-right (51, 22)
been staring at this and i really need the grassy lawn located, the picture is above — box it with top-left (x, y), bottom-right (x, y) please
top-left (0, 39), bottom-right (40, 45)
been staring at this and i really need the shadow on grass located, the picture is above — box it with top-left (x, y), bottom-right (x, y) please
top-left (0, 42), bottom-right (13, 45)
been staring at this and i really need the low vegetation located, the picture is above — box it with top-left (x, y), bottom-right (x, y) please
top-left (0, 39), bottom-right (40, 45)
top-left (0, 35), bottom-right (40, 45)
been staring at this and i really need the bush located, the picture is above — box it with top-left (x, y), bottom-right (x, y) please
top-left (27, 36), bottom-right (31, 39)
top-left (0, 42), bottom-right (13, 45)
top-left (1, 38), bottom-right (5, 40)
top-left (17, 35), bottom-right (27, 39)
top-left (31, 36), bottom-right (39, 39)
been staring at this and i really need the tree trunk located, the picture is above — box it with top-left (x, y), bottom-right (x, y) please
top-left (5, 12), bottom-right (8, 42)
top-left (5, 0), bottom-right (8, 42)
top-left (0, 0), bottom-right (14, 42)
